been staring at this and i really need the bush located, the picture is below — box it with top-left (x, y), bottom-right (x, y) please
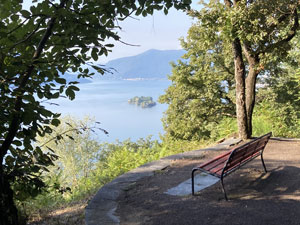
top-left (253, 100), bottom-right (300, 138)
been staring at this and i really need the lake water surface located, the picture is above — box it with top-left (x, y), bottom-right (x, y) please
top-left (48, 80), bottom-right (171, 142)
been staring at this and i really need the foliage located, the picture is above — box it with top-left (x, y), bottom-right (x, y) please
top-left (18, 116), bottom-right (205, 221)
top-left (254, 70), bottom-right (300, 138)
top-left (208, 89), bottom-right (300, 140)
top-left (253, 102), bottom-right (300, 138)
top-left (37, 116), bottom-right (104, 191)
top-left (252, 37), bottom-right (300, 138)
top-left (95, 137), bottom-right (161, 182)
top-left (205, 103), bottom-right (300, 141)
top-left (159, 15), bottom-right (236, 141)
top-left (160, 0), bottom-right (300, 141)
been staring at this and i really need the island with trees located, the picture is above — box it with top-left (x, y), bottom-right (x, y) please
top-left (128, 96), bottom-right (156, 108)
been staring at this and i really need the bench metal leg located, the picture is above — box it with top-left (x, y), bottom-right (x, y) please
top-left (261, 154), bottom-right (267, 173)
top-left (220, 177), bottom-right (228, 201)
top-left (191, 168), bottom-right (198, 195)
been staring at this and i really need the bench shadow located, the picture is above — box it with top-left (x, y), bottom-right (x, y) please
top-left (225, 165), bottom-right (300, 201)
top-left (184, 165), bottom-right (300, 225)
top-left (118, 164), bottom-right (300, 225)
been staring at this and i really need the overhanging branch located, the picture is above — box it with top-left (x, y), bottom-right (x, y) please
top-left (258, 9), bottom-right (299, 55)
top-left (0, 0), bottom-right (69, 161)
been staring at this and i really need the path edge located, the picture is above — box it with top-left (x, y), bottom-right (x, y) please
top-left (85, 138), bottom-right (241, 225)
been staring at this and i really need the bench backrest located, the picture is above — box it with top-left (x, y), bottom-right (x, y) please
top-left (222, 132), bottom-right (272, 177)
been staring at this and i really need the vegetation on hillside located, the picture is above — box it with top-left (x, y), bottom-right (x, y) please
top-left (18, 116), bottom-right (206, 224)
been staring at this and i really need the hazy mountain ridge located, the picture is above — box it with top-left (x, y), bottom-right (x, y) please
top-left (97, 49), bottom-right (185, 80)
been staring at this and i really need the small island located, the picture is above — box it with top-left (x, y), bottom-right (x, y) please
top-left (128, 96), bottom-right (156, 108)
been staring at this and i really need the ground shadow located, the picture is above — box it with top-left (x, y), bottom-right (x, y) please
top-left (117, 163), bottom-right (300, 225)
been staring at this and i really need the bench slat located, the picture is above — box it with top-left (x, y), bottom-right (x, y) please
top-left (226, 140), bottom-right (268, 166)
top-left (227, 146), bottom-right (261, 167)
top-left (191, 132), bottom-right (272, 199)
top-left (224, 151), bottom-right (261, 174)
top-left (210, 164), bottom-right (226, 176)
top-left (201, 155), bottom-right (229, 171)
top-left (198, 151), bottom-right (232, 169)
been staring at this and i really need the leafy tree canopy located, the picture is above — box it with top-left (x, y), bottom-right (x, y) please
top-left (160, 0), bottom-right (300, 141)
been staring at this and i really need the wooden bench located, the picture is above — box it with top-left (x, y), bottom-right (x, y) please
top-left (191, 132), bottom-right (272, 200)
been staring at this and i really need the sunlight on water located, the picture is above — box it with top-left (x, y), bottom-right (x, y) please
top-left (47, 80), bottom-right (171, 142)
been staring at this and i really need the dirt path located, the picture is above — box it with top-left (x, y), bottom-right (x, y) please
top-left (116, 139), bottom-right (300, 225)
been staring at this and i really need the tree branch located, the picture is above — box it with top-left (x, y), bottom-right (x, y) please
top-left (4, 14), bottom-right (49, 38)
top-left (0, 0), bottom-right (69, 161)
top-left (219, 62), bottom-right (234, 75)
top-left (9, 18), bottom-right (46, 50)
top-left (6, 18), bottom-right (29, 35)
top-left (259, 9), bottom-right (299, 55)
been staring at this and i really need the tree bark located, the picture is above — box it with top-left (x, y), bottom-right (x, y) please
top-left (245, 67), bottom-right (257, 137)
top-left (0, 170), bottom-right (19, 225)
top-left (232, 38), bottom-right (249, 140)
top-left (242, 44), bottom-right (260, 137)
top-left (245, 56), bottom-right (260, 137)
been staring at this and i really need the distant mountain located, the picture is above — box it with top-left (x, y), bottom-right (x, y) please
top-left (96, 49), bottom-right (185, 80)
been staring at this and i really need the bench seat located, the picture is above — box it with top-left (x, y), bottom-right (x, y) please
top-left (192, 132), bottom-right (272, 200)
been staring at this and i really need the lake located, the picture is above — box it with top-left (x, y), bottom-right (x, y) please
top-left (48, 79), bottom-right (171, 142)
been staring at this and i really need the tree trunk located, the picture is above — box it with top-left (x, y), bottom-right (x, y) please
top-left (245, 66), bottom-right (258, 137)
top-left (0, 169), bottom-right (19, 225)
top-left (0, 4), bottom-right (66, 225)
top-left (242, 44), bottom-right (260, 138)
top-left (232, 38), bottom-right (249, 140)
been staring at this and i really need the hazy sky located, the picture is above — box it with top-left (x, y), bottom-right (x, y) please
top-left (23, 0), bottom-right (201, 63)
top-left (102, 1), bottom-right (201, 63)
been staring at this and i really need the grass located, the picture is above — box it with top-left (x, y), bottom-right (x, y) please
top-left (22, 137), bottom-right (207, 225)
top-left (28, 200), bottom-right (87, 225)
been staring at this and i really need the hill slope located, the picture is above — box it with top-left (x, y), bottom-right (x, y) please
top-left (99, 49), bottom-right (185, 80)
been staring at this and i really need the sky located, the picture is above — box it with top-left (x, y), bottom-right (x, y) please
top-left (101, 1), bottom-right (201, 63)
top-left (23, 0), bottom-right (201, 63)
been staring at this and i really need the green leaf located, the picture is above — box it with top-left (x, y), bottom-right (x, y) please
top-left (105, 44), bottom-right (114, 48)
top-left (39, 107), bottom-right (53, 117)
top-left (52, 92), bottom-right (60, 99)
top-left (23, 94), bottom-right (35, 103)
top-left (51, 118), bottom-right (61, 126)
top-left (37, 91), bottom-right (44, 99)
top-left (12, 140), bottom-right (22, 146)
top-left (66, 88), bottom-right (75, 100)
top-left (5, 155), bottom-right (15, 165)
top-left (69, 85), bottom-right (80, 91)
top-left (164, 7), bottom-right (168, 15)
top-left (55, 77), bottom-right (66, 84)
top-left (20, 10), bottom-right (31, 18)
top-left (91, 48), bottom-right (98, 61)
